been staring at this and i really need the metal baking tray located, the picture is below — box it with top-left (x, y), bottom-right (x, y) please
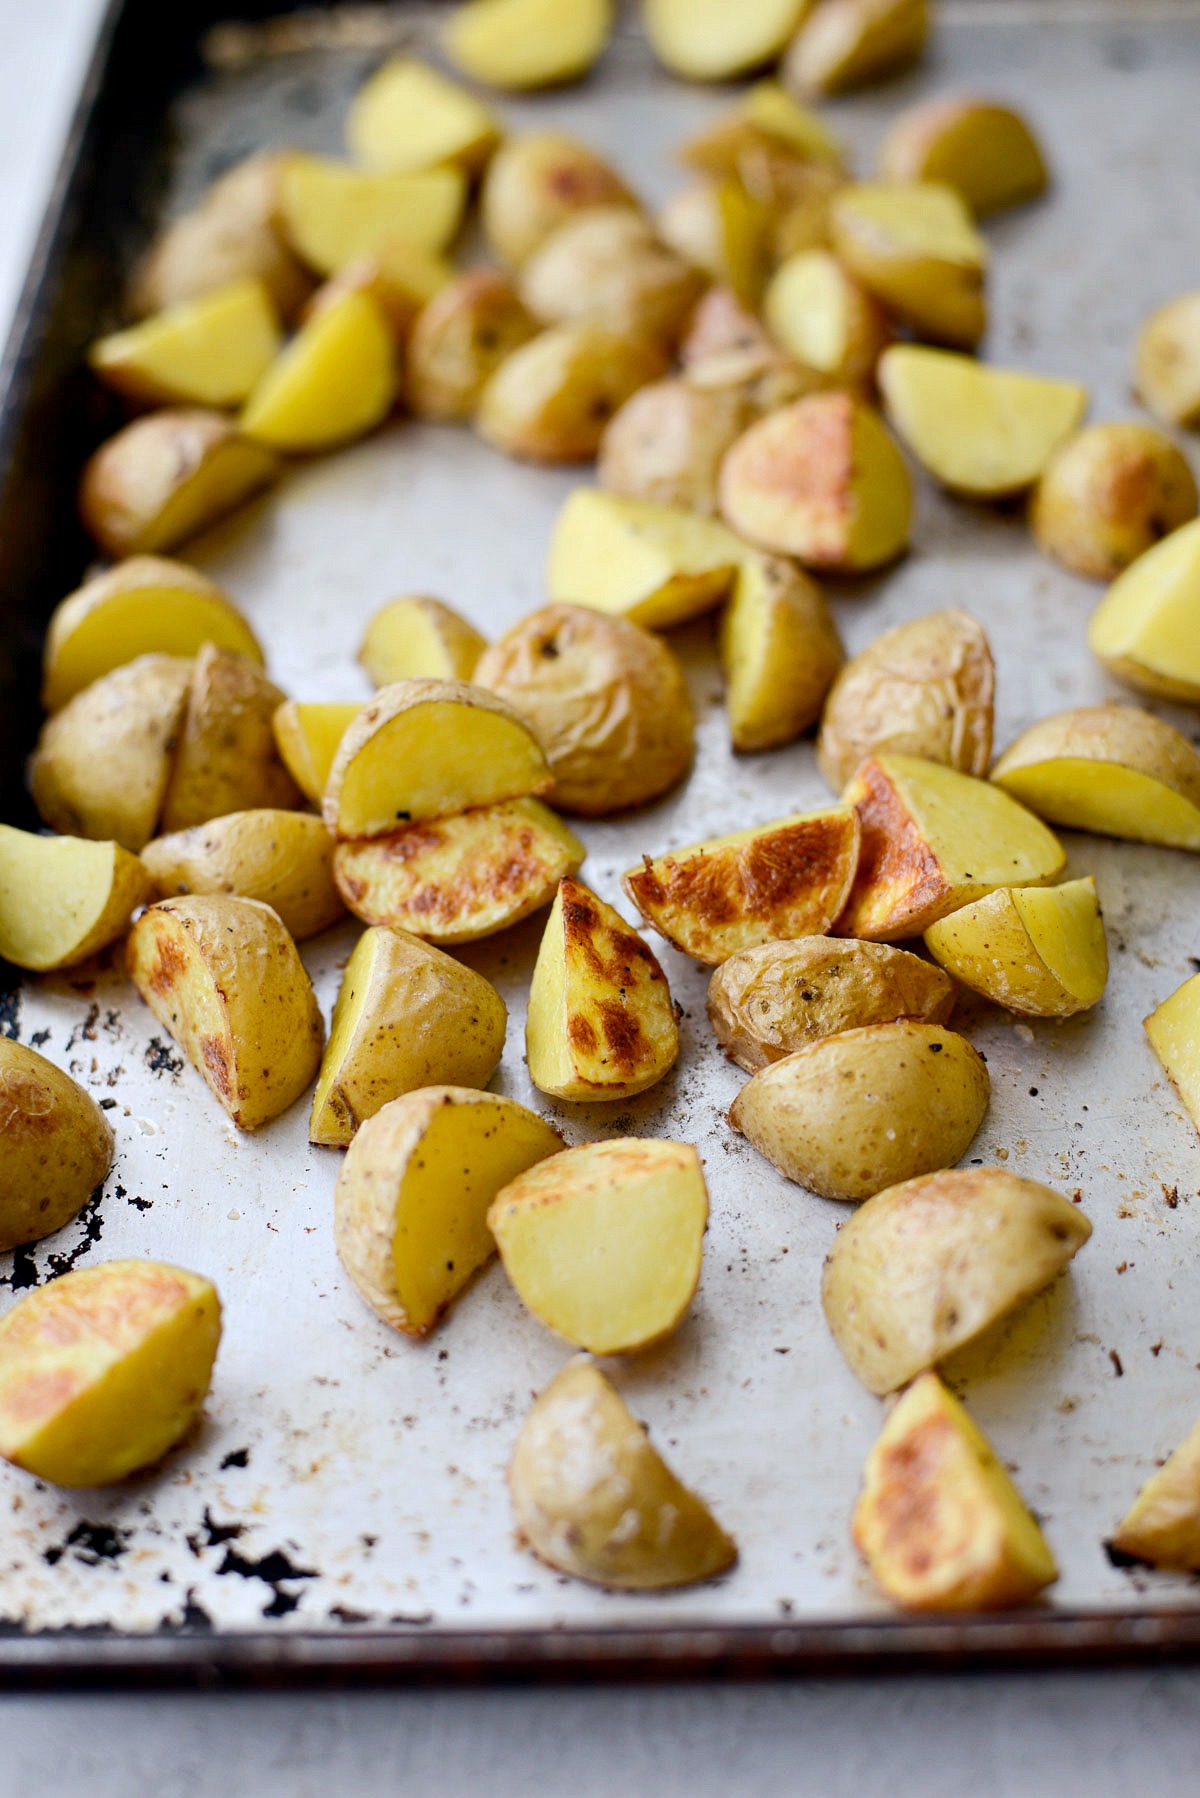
top-left (2, 0), bottom-right (1200, 1688)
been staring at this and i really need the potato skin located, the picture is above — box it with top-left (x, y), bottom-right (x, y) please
top-left (407, 270), bottom-right (538, 421)
top-left (1030, 423), bottom-right (1198, 582)
top-left (597, 377), bottom-right (754, 515)
top-left (0, 1041), bottom-right (115, 1252)
top-left (518, 207), bottom-right (706, 352)
top-left (477, 324), bottom-right (665, 463)
top-left (708, 937), bottom-right (955, 1072)
top-left (480, 132), bottom-right (640, 271)
top-left (161, 644), bottom-right (301, 833)
top-left (473, 604), bottom-right (694, 814)
top-left (140, 808), bottom-right (343, 941)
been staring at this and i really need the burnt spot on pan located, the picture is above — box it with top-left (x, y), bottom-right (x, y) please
top-left (44, 1520), bottom-right (131, 1568)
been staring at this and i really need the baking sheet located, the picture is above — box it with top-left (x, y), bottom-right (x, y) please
top-left (2, 0), bottom-right (1200, 1657)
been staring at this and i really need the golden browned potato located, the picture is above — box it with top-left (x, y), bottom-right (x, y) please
top-left (406, 270), bottom-right (538, 421)
top-left (140, 809), bottom-right (343, 941)
top-left (719, 392), bottom-right (912, 571)
top-left (720, 553), bottom-right (843, 752)
top-left (1110, 1414), bottom-right (1200, 1570)
top-left (764, 250), bottom-right (890, 389)
top-left (924, 877), bottom-right (1108, 1018)
top-left (359, 595), bottom-right (486, 687)
top-left (622, 806), bottom-right (861, 964)
top-left (708, 936), bottom-right (954, 1072)
top-left (473, 604), bottom-right (694, 814)
top-left (837, 753), bottom-right (1066, 941)
top-left (830, 182), bottom-right (987, 350)
top-left (1134, 291), bottom-right (1200, 429)
top-left (444, 0), bottom-right (614, 91)
top-left (729, 1021), bottom-right (989, 1201)
top-left (852, 1371), bottom-right (1057, 1611)
top-left (656, 181), bottom-right (767, 306)
top-left (476, 323), bottom-right (665, 463)
top-left (546, 488), bottom-right (743, 628)
top-left (518, 208), bottom-right (706, 353)
top-left (309, 926), bottom-right (507, 1147)
top-left (272, 700), bottom-right (362, 806)
top-left (1145, 970), bottom-right (1200, 1140)
top-left (817, 609), bottom-right (995, 793)
top-left (783, 0), bottom-right (929, 97)
top-left (0, 826), bottom-right (157, 971)
top-left (1033, 425), bottom-right (1199, 584)
top-left (240, 289), bottom-right (399, 451)
top-left (480, 132), bottom-right (640, 271)
top-left (160, 644), bottom-right (300, 834)
top-left (597, 377), bottom-right (755, 515)
top-left (645, 0), bottom-right (810, 81)
top-left (878, 97), bottom-right (1048, 216)
top-left (489, 1138), bottom-right (707, 1354)
top-left (823, 1168), bottom-right (1092, 1395)
top-left (0, 1040), bottom-right (115, 1251)
top-left (275, 155), bottom-right (467, 274)
top-left (526, 876), bottom-right (678, 1100)
top-left (346, 55), bottom-right (501, 175)
top-left (89, 279), bottom-right (282, 410)
top-left (127, 895), bottom-right (324, 1130)
top-left (677, 113), bottom-right (844, 258)
top-left (334, 799), bottom-right (584, 943)
top-left (78, 410), bottom-right (280, 560)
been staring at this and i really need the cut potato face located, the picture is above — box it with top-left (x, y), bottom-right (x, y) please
top-left (324, 679), bottom-right (552, 837)
top-left (518, 208), bottom-right (705, 352)
top-left (0, 1260), bottom-right (221, 1489)
top-left (878, 98), bottom-right (1048, 216)
top-left (764, 250), bottom-right (890, 389)
top-left (276, 155), bottom-right (467, 274)
top-left (509, 1358), bottom-right (737, 1590)
top-left (708, 936), bottom-right (954, 1073)
top-left (1035, 424), bottom-right (1198, 586)
top-left (127, 895), bottom-right (325, 1131)
top-left (160, 644), bottom-right (299, 834)
top-left (407, 270), bottom-right (537, 421)
top-left (473, 603), bottom-right (694, 815)
top-left (526, 877), bottom-right (678, 1100)
top-left (1145, 971), bottom-right (1200, 1140)
top-left (359, 595), bottom-right (486, 688)
top-left (645, 0), bottom-right (810, 81)
top-left (729, 1021), bottom-right (989, 1201)
top-left (817, 609), bottom-right (995, 794)
top-left (924, 877), bottom-right (1108, 1018)
top-left (334, 1086), bottom-right (563, 1335)
top-left (597, 377), bottom-right (754, 516)
top-left (656, 181), bottom-right (767, 307)
top-left (489, 1138), bottom-right (708, 1354)
top-left (310, 927), bottom-right (507, 1147)
top-left (444, 0), bottom-right (614, 90)
top-left (852, 1371), bottom-right (1057, 1611)
top-left (0, 1040), bottom-right (115, 1252)
top-left (720, 552), bottom-right (844, 752)
top-left (823, 1168), bottom-right (1092, 1395)
top-left (837, 753), bottom-right (1066, 941)
top-left (547, 487), bottom-right (742, 629)
top-left (1085, 513), bottom-right (1200, 701)
top-left (334, 799), bottom-right (584, 944)
top-left (1134, 290), bottom-right (1200, 429)
top-left (784, 0), bottom-right (928, 96)
top-left (991, 705), bottom-right (1200, 852)
top-left (476, 324), bottom-right (665, 464)
top-left (140, 809), bottom-right (343, 941)
top-left (272, 700), bottom-right (362, 806)
top-left (830, 182), bottom-right (986, 349)
top-left (301, 244), bottom-right (455, 343)
top-left (879, 345), bottom-right (1088, 499)
top-left (625, 807), bottom-right (860, 966)
top-left (480, 132), bottom-right (639, 271)
top-left (0, 826), bottom-right (157, 972)
top-left (1110, 1415), bottom-right (1200, 1571)
top-left (719, 392), bottom-right (912, 571)
top-left (88, 278), bottom-right (282, 409)
top-left (346, 56), bottom-right (500, 174)
top-left (240, 289), bottom-right (398, 451)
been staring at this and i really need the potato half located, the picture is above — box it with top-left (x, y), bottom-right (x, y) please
top-left (359, 595), bottom-right (486, 688)
top-left (276, 155), bottom-right (467, 274)
top-left (729, 1021), bottom-right (989, 1201)
top-left (0, 1040), bottom-right (115, 1251)
top-left (334, 1086), bottom-right (563, 1334)
top-left (140, 809), bottom-right (343, 941)
top-left (1110, 1415), bottom-right (1200, 1571)
top-left (924, 877), bottom-right (1108, 1017)
top-left (597, 377), bottom-right (754, 516)
top-left (480, 132), bottom-right (639, 272)
top-left (1085, 513), bottom-right (1200, 701)
top-left (489, 1138), bottom-right (708, 1353)
top-left (272, 700), bottom-right (362, 806)
top-left (310, 927), bottom-right (506, 1147)
top-left (89, 278), bottom-right (282, 409)
top-left (334, 799), bottom-right (584, 943)
top-left (346, 55), bottom-right (501, 175)
top-left (764, 250), bottom-right (890, 389)
top-left (300, 247), bottom-right (455, 346)
top-left (240, 289), bottom-right (398, 451)
top-left (817, 609), bottom-right (994, 793)
top-left (476, 324), bottom-right (665, 464)
top-left (509, 1358), bottom-right (736, 1589)
top-left (823, 1167), bottom-right (1092, 1395)
top-left (1134, 290), bottom-right (1200, 429)
top-left (518, 208), bottom-right (705, 353)
top-left (708, 937), bottom-right (954, 1073)
top-left (526, 876), bottom-right (678, 1101)
top-left (1145, 971), bottom-right (1200, 1140)
top-left (0, 1260), bottom-right (221, 1488)
top-left (738, 80), bottom-right (845, 166)
top-left (645, 0), bottom-right (810, 81)
top-left (546, 488), bottom-right (742, 629)
top-left (623, 806), bottom-right (861, 965)
top-left (830, 182), bottom-right (986, 350)
top-left (444, 0), bottom-right (614, 91)
top-left (0, 826), bottom-right (157, 972)
top-left (161, 645), bottom-right (299, 835)
top-left (877, 98), bottom-right (1048, 216)
top-left (852, 1371), bottom-right (1057, 1611)
top-left (656, 181), bottom-right (767, 308)
top-left (407, 271), bottom-right (538, 422)
top-left (127, 895), bottom-right (324, 1130)
top-left (837, 753), bottom-right (1065, 941)
top-left (720, 554), bottom-right (844, 752)
top-left (1034, 425), bottom-right (1198, 587)
top-left (783, 0), bottom-right (928, 97)
top-left (991, 705), bottom-right (1200, 852)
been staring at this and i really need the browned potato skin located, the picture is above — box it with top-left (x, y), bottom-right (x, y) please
top-left (518, 208), bottom-right (707, 354)
top-left (597, 378), bottom-right (754, 515)
top-left (481, 132), bottom-right (641, 271)
top-left (160, 645), bottom-right (301, 833)
top-left (140, 809), bottom-right (344, 941)
top-left (476, 325), bottom-right (666, 464)
top-left (407, 271), bottom-right (539, 422)
top-left (474, 604), bottom-right (694, 815)
top-left (708, 936), bottom-right (955, 1072)
top-left (1030, 424), bottom-right (1199, 582)
top-left (818, 610), bottom-right (995, 793)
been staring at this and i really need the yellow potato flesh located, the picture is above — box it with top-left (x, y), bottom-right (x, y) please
top-left (645, 0), bottom-right (810, 80)
top-left (272, 701), bottom-right (362, 806)
top-left (878, 100), bottom-right (1048, 217)
top-left (0, 826), bottom-right (156, 971)
top-left (657, 182), bottom-right (765, 308)
top-left (879, 345), bottom-right (1087, 498)
top-left (925, 878), bottom-right (1107, 1017)
top-left (831, 181), bottom-right (986, 349)
top-left (720, 553), bottom-right (844, 752)
top-left (346, 57), bottom-right (500, 173)
top-left (241, 290), bottom-right (397, 451)
top-left (740, 81), bottom-right (844, 166)
top-left (1135, 291), bottom-right (1200, 429)
top-left (88, 279), bottom-right (282, 408)
top-left (546, 488), bottom-right (742, 629)
top-left (277, 156), bottom-right (467, 273)
top-left (853, 1371), bottom-right (1057, 1611)
top-left (489, 1138), bottom-right (707, 1354)
top-left (1087, 516), bottom-right (1200, 704)
top-left (1111, 1415), bottom-right (1200, 1570)
top-left (996, 758), bottom-right (1200, 851)
top-left (0, 1040), bottom-right (115, 1252)
top-left (1145, 971), bottom-right (1200, 1138)
top-left (0, 1261), bottom-right (220, 1488)
top-left (445, 0), bottom-right (613, 89)
top-left (359, 595), bottom-right (486, 687)
top-left (140, 809), bottom-right (344, 942)
top-left (764, 250), bottom-right (888, 387)
top-left (784, 0), bottom-right (928, 97)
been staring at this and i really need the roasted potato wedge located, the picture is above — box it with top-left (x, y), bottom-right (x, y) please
top-left (473, 603), bottom-right (694, 814)
top-left (127, 895), bottom-right (324, 1130)
top-left (359, 595), bottom-right (486, 688)
top-left (310, 927), bottom-right (506, 1147)
top-left (444, 0), bottom-right (613, 90)
top-left (1134, 291), bottom-right (1200, 429)
top-left (546, 488), bottom-right (743, 628)
top-left (0, 826), bottom-right (157, 972)
top-left (0, 1260), bottom-right (221, 1488)
top-left (1111, 1415), bottom-right (1200, 1571)
top-left (645, 0), bottom-right (810, 81)
top-left (89, 278), bottom-right (282, 409)
top-left (1145, 970), bottom-right (1200, 1139)
top-left (160, 644), bottom-right (299, 834)
top-left (708, 937), bottom-right (954, 1072)
top-left (830, 182), bottom-right (986, 349)
top-left (240, 289), bottom-right (398, 451)
top-left (730, 1020), bottom-right (989, 1201)
top-left (0, 1040), bottom-right (115, 1251)
top-left (489, 1138), bottom-right (707, 1354)
top-left (720, 552), bottom-right (844, 752)
top-left (823, 1168), bottom-right (1092, 1395)
top-left (346, 55), bottom-right (501, 175)
top-left (656, 181), bottom-right (767, 307)
top-left (276, 155), bottom-right (467, 274)
top-left (480, 132), bottom-right (639, 271)
top-left (991, 705), bottom-right (1200, 851)
top-left (1085, 514), bottom-right (1200, 701)
top-left (300, 245), bottom-right (455, 343)
top-left (679, 283), bottom-right (778, 370)
top-left (334, 799), bottom-right (584, 943)
top-left (518, 208), bottom-right (706, 353)
top-left (738, 79), bottom-right (845, 165)
top-left (140, 809), bottom-right (342, 941)
top-left (764, 250), bottom-right (890, 389)
top-left (817, 609), bottom-right (995, 793)
top-left (334, 1086), bottom-right (564, 1335)
top-left (853, 1371), bottom-right (1057, 1611)
top-left (407, 271), bottom-right (537, 421)
top-left (509, 1358), bottom-right (736, 1590)
top-left (837, 754), bottom-right (1066, 941)
top-left (597, 377), bottom-right (754, 516)
top-left (924, 876), bottom-right (1108, 1018)
top-left (271, 700), bottom-right (362, 806)
top-left (878, 98), bottom-right (1048, 216)
top-left (784, 0), bottom-right (928, 96)
top-left (476, 324), bottom-right (665, 464)
top-left (1034, 424), bottom-right (1198, 585)
top-left (526, 876), bottom-right (678, 1100)
top-left (623, 806), bottom-right (861, 965)
top-left (78, 409), bottom-right (280, 560)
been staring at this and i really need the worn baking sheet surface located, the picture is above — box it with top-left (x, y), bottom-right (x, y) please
top-left (3, 2), bottom-right (1200, 1647)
